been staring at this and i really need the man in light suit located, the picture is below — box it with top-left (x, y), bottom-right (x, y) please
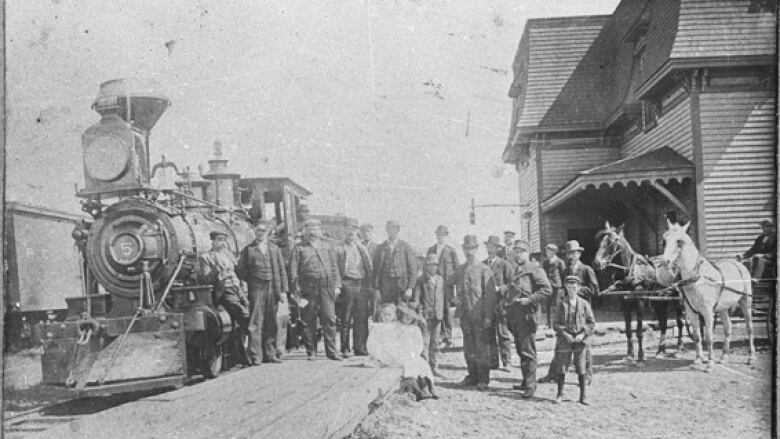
top-left (336, 218), bottom-right (373, 357)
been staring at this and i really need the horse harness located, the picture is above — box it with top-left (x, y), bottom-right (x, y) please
top-left (674, 256), bottom-right (750, 314)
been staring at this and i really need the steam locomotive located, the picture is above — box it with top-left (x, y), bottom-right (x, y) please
top-left (39, 78), bottom-right (313, 396)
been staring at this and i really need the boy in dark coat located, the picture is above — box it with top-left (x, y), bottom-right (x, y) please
top-left (553, 275), bottom-right (596, 405)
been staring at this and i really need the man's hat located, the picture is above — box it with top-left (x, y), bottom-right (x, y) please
top-left (359, 223), bottom-right (374, 231)
top-left (344, 218), bottom-right (359, 229)
top-left (564, 275), bottom-right (581, 284)
top-left (387, 220), bottom-right (401, 228)
top-left (435, 225), bottom-right (449, 235)
top-left (424, 253), bottom-right (440, 265)
top-left (304, 219), bottom-right (322, 228)
top-left (564, 240), bottom-right (585, 253)
top-left (484, 235), bottom-right (502, 246)
top-left (759, 219), bottom-right (774, 227)
top-left (512, 239), bottom-right (531, 251)
top-left (462, 235), bottom-right (479, 248)
top-left (546, 243), bottom-right (558, 252)
top-left (209, 230), bottom-right (229, 240)
top-left (504, 230), bottom-right (516, 237)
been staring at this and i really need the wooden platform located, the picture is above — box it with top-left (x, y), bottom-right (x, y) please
top-left (31, 351), bottom-right (401, 439)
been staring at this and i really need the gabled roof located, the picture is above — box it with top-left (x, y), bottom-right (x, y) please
top-left (506, 0), bottom-right (776, 148)
top-left (671, 0), bottom-right (776, 59)
top-left (512, 15), bottom-right (612, 130)
top-left (541, 147), bottom-right (694, 212)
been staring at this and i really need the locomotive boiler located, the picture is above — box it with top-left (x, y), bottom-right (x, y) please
top-left (40, 78), bottom-right (257, 396)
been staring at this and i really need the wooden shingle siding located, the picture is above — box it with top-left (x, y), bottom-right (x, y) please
top-left (672, 0), bottom-right (777, 59)
top-left (518, 148), bottom-right (540, 249)
top-left (639, 0), bottom-right (681, 85)
top-left (700, 90), bottom-right (776, 259)
top-left (622, 95), bottom-right (693, 159)
top-left (540, 147), bottom-right (621, 199)
top-left (516, 18), bottom-right (610, 129)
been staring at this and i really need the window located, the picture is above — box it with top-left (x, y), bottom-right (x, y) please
top-left (642, 99), bottom-right (659, 132)
top-left (522, 211), bottom-right (533, 242)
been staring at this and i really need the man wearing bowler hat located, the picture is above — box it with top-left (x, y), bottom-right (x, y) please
top-left (236, 219), bottom-right (289, 364)
top-left (336, 218), bottom-right (373, 357)
top-left (497, 230), bottom-right (516, 261)
top-left (452, 235), bottom-right (496, 390)
top-left (506, 239), bottom-right (551, 398)
top-left (562, 240), bottom-right (600, 302)
top-left (484, 235), bottom-right (514, 371)
top-left (197, 230), bottom-right (251, 365)
top-left (289, 219), bottom-right (343, 361)
top-left (427, 225), bottom-right (460, 348)
top-left (373, 220), bottom-right (418, 305)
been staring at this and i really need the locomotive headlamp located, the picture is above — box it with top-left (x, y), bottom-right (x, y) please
top-left (84, 134), bottom-right (130, 182)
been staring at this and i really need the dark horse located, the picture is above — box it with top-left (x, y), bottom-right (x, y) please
top-left (594, 222), bottom-right (685, 363)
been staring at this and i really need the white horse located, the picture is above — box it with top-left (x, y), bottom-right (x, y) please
top-left (661, 220), bottom-right (755, 369)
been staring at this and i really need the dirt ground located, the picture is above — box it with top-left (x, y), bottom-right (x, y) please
top-left (351, 324), bottom-right (774, 439)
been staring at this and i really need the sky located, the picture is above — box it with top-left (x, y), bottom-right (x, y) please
top-left (6, 0), bottom-right (620, 254)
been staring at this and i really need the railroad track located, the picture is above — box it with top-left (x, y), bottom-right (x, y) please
top-left (2, 368), bottom-right (243, 438)
top-left (4, 400), bottom-right (82, 438)
top-left (2, 386), bottom-right (183, 438)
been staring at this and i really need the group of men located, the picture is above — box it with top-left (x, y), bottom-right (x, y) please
top-left (197, 217), bottom-right (601, 404)
top-left (405, 229), bottom-right (599, 404)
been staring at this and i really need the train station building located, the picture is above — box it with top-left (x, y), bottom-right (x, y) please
top-left (502, 0), bottom-right (777, 263)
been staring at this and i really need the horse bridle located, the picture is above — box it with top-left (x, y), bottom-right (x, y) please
top-left (599, 232), bottom-right (630, 271)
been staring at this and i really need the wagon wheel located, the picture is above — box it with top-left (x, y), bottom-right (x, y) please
top-left (200, 345), bottom-right (224, 379)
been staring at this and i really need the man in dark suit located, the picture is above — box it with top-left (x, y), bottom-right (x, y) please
top-left (542, 243), bottom-right (565, 328)
top-left (562, 240), bottom-right (600, 302)
top-left (427, 225), bottom-right (459, 347)
top-left (289, 219), bottom-right (343, 361)
top-left (452, 235), bottom-right (496, 390)
top-left (484, 235), bottom-right (514, 371)
top-left (506, 239), bottom-right (552, 398)
top-left (197, 230), bottom-right (250, 365)
top-left (373, 220), bottom-right (418, 306)
top-left (359, 223), bottom-right (380, 316)
top-left (236, 220), bottom-right (289, 364)
top-left (336, 218), bottom-right (373, 357)
top-left (741, 219), bottom-right (777, 280)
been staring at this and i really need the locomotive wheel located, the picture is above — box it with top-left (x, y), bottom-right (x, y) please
top-left (200, 345), bottom-right (223, 379)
